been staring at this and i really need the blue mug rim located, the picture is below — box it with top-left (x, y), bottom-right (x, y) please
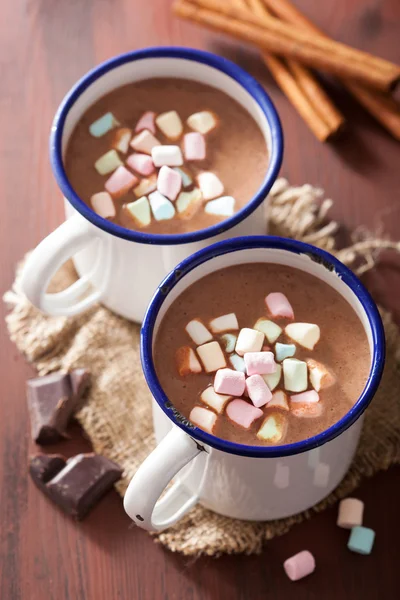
top-left (140, 236), bottom-right (385, 458)
top-left (50, 46), bottom-right (283, 246)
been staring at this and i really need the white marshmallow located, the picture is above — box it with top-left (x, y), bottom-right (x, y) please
top-left (149, 191), bottom-right (176, 221)
top-left (130, 130), bottom-right (161, 155)
top-left (268, 390), bottom-right (289, 411)
top-left (189, 406), bottom-right (217, 434)
top-left (205, 196), bottom-right (235, 218)
top-left (282, 358), bottom-right (308, 392)
top-left (262, 363), bottom-right (282, 391)
top-left (125, 196), bottom-right (151, 228)
top-left (254, 318), bottom-right (282, 344)
top-left (187, 110), bottom-right (217, 134)
top-left (200, 386), bottom-right (232, 414)
top-left (307, 359), bottom-right (336, 391)
top-left (196, 341), bottom-right (226, 373)
top-left (155, 110), bottom-right (183, 140)
top-left (197, 172), bottom-right (224, 200)
top-left (185, 319), bottom-right (213, 345)
top-left (152, 145), bottom-right (183, 167)
top-left (209, 313), bottom-right (239, 333)
top-left (176, 188), bottom-right (202, 220)
top-left (285, 323), bottom-right (320, 350)
top-left (90, 192), bottom-right (115, 218)
top-left (176, 346), bottom-right (202, 376)
top-left (235, 328), bottom-right (264, 356)
top-left (257, 412), bottom-right (287, 443)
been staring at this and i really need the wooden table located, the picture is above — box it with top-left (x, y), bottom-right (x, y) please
top-left (1, 1), bottom-right (399, 598)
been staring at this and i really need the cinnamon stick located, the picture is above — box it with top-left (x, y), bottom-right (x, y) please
top-left (174, 0), bottom-right (400, 92)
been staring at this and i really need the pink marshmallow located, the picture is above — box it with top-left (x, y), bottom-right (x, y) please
top-left (244, 351), bottom-right (277, 376)
top-left (157, 165), bottom-right (182, 201)
top-left (183, 132), bottom-right (206, 161)
top-left (104, 166), bottom-right (138, 198)
top-left (135, 110), bottom-right (156, 134)
top-left (283, 550), bottom-right (315, 581)
top-left (214, 368), bottom-right (245, 397)
top-left (245, 374), bottom-right (272, 408)
top-left (126, 153), bottom-right (155, 176)
top-left (290, 390), bottom-right (319, 404)
top-left (226, 399), bottom-right (263, 429)
top-left (265, 292), bottom-right (294, 319)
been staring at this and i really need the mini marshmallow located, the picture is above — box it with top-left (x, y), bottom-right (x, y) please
top-left (265, 292), bottom-right (294, 320)
top-left (173, 167), bottom-right (192, 188)
top-left (229, 353), bottom-right (246, 373)
top-left (246, 374), bottom-right (272, 408)
top-left (187, 110), bottom-right (217, 134)
top-left (126, 153), bottom-right (155, 176)
top-left (257, 412), bottom-right (287, 442)
top-left (149, 191), bottom-right (176, 221)
top-left (89, 112), bottom-right (119, 137)
top-left (105, 166), bottom-right (138, 198)
top-left (235, 328), bottom-right (264, 356)
top-left (221, 333), bottom-right (237, 353)
top-left (112, 127), bottom-right (132, 153)
top-left (209, 313), bottom-right (239, 333)
top-left (152, 145), bottom-right (183, 167)
top-left (337, 498), bottom-right (364, 529)
top-left (155, 110), bottom-right (183, 140)
top-left (200, 386), bottom-right (232, 414)
top-left (130, 130), bottom-right (161, 155)
top-left (175, 346), bottom-right (202, 376)
top-left (189, 406), bottom-right (216, 434)
top-left (254, 318), bottom-right (282, 344)
top-left (204, 196), bottom-right (235, 217)
top-left (291, 402), bottom-right (323, 418)
top-left (185, 319), bottom-right (213, 346)
top-left (307, 359), bottom-right (336, 391)
top-left (285, 323), bottom-right (320, 350)
top-left (244, 352), bottom-right (277, 376)
top-left (197, 172), bottom-right (224, 200)
top-left (283, 550), bottom-right (315, 582)
top-left (214, 368), bottom-right (246, 397)
top-left (134, 175), bottom-right (157, 197)
top-left (90, 192), bottom-right (115, 218)
top-left (176, 188), bottom-right (203, 220)
top-left (275, 343), bottom-right (296, 362)
top-left (157, 166), bottom-right (182, 201)
top-left (135, 111), bottom-right (156, 134)
top-left (226, 399), bottom-right (263, 429)
top-left (348, 526), bottom-right (375, 555)
top-left (262, 364), bottom-right (282, 391)
top-left (184, 132), bottom-right (206, 161)
top-left (268, 390), bottom-right (289, 411)
top-left (290, 390), bottom-right (319, 404)
top-left (196, 341), bottom-right (226, 373)
top-left (283, 358), bottom-right (308, 392)
top-left (94, 150), bottom-right (123, 175)
top-left (126, 196), bottom-right (151, 228)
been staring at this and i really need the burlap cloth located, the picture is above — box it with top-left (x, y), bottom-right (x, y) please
top-left (4, 178), bottom-right (400, 557)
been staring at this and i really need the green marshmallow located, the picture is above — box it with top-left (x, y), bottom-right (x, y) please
top-left (126, 196), bottom-right (151, 228)
top-left (254, 318), bottom-right (282, 343)
top-left (263, 363), bottom-right (282, 391)
top-left (348, 526), bottom-right (375, 555)
top-left (94, 150), bottom-right (123, 175)
top-left (89, 112), bottom-right (120, 137)
top-left (221, 333), bottom-right (237, 354)
top-left (275, 343), bottom-right (296, 362)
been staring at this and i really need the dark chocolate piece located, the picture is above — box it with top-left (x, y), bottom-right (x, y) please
top-left (29, 454), bottom-right (67, 486)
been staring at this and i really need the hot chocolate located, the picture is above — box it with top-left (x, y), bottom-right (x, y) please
top-left (65, 78), bottom-right (267, 235)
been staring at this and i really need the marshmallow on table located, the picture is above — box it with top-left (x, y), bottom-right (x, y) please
top-left (205, 197), bottom-right (235, 218)
top-left (149, 191), bottom-right (176, 221)
top-left (254, 318), bottom-right (282, 344)
top-left (89, 112), bottom-right (119, 137)
top-left (307, 359), bottom-right (336, 391)
top-left (291, 390), bottom-right (319, 404)
top-left (291, 401), bottom-right (323, 418)
top-left (267, 390), bottom-right (289, 411)
top-left (209, 313), bottom-right (239, 333)
top-left (197, 172), bottom-right (224, 200)
top-left (200, 386), bottom-right (232, 414)
top-left (275, 343), bottom-right (296, 362)
top-left (283, 550), bottom-right (315, 582)
top-left (221, 333), bottom-right (237, 353)
top-left (173, 167), bottom-right (192, 188)
top-left (157, 166), bottom-right (182, 201)
top-left (337, 498), bottom-right (364, 529)
top-left (257, 412), bottom-right (287, 442)
top-left (283, 358), bottom-right (308, 392)
top-left (134, 175), bottom-right (157, 197)
top-left (244, 352), bottom-right (277, 376)
top-left (135, 111), bottom-right (156, 134)
top-left (94, 150), bottom-right (123, 175)
top-left (187, 110), bottom-right (217, 134)
top-left (126, 153), bottom-right (155, 176)
top-left (105, 166), bottom-right (138, 198)
top-left (246, 374), bottom-right (272, 408)
top-left (285, 323), bottom-right (320, 350)
top-left (229, 353), bottom-right (246, 373)
top-left (152, 145), bottom-right (183, 167)
top-left (235, 328), bottom-right (264, 356)
top-left (262, 363), bottom-right (282, 391)
top-left (130, 130), bottom-right (161, 155)
top-left (175, 346), bottom-right (202, 376)
top-left (156, 110), bottom-right (183, 140)
top-left (112, 127), bottom-right (132, 153)
top-left (265, 292), bottom-right (294, 320)
top-left (185, 319), bottom-right (213, 346)
top-left (126, 196), bottom-right (151, 228)
top-left (184, 132), bottom-right (206, 161)
top-left (226, 399), bottom-right (263, 429)
top-left (196, 341), bottom-right (226, 373)
top-left (189, 406), bottom-right (217, 434)
top-left (90, 192), bottom-right (115, 218)
top-left (176, 188), bottom-right (203, 220)
top-left (214, 368), bottom-right (246, 397)
top-left (347, 526), bottom-right (375, 555)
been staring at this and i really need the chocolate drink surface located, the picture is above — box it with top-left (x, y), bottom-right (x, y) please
top-left (65, 78), bottom-right (267, 235)
top-left (154, 264), bottom-right (370, 446)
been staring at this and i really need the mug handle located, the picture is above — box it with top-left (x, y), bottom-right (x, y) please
top-left (20, 214), bottom-right (112, 316)
top-left (123, 426), bottom-right (204, 531)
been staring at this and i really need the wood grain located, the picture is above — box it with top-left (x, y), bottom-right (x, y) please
top-left (0, 1), bottom-right (399, 598)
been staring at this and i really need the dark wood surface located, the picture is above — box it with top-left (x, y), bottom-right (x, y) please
top-left (1, 1), bottom-right (399, 598)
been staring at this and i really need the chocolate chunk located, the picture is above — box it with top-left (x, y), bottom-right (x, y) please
top-left (29, 454), bottom-right (67, 486)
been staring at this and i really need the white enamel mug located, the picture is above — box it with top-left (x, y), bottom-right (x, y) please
top-left (124, 236), bottom-right (385, 531)
top-left (20, 47), bottom-right (283, 322)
